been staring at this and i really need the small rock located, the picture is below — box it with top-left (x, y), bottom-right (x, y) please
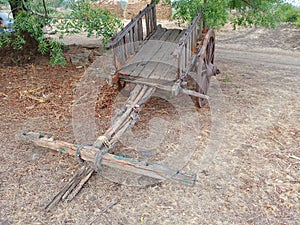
top-left (32, 153), bottom-right (39, 161)
top-left (26, 105), bottom-right (35, 110)
top-left (100, 104), bottom-right (107, 109)
top-left (139, 148), bottom-right (153, 158)
top-left (0, 220), bottom-right (9, 225)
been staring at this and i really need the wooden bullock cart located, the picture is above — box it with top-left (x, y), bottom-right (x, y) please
top-left (20, 2), bottom-right (218, 209)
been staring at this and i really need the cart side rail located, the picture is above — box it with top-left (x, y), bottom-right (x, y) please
top-left (106, 2), bottom-right (157, 70)
top-left (173, 8), bottom-right (204, 80)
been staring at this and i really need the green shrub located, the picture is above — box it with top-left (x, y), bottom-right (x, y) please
top-left (0, 0), bottom-right (122, 66)
top-left (279, 3), bottom-right (300, 23)
top-left (172, 0), bottom-right (284, 29)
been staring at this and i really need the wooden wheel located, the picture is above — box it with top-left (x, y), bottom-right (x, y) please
top-left (196, 29), bottom-right (216, 107)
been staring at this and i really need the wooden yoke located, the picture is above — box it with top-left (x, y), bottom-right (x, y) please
top-left (19, 132), bottom-right (196, 184)
top-left (106, 2), bottom-right (157, 74)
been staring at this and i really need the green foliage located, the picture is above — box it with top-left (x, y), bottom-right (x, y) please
top-left (228, 0), bottom-right (283, 29)
top-left (0, 0), bottom-right (122, 66)
top-left (14, 11), bottom-right (47, 42)
top-left (278, 3), bottom-right (300, 26)
top-left (49, 40), bottom-right (65, 65)
top-left (172, 0), bottom-right (231, 28)
top-left (0, 33), bottom-right (11, 48)
top-left (0, 8), bottom-right (66, 65)
top-left (0, 0), bottom-right (9, 6)
top-left (222, 75), bottom-right (231, 82)
top-left (172, 0), bottom-right (286, 29)
top-left (203, 0), bottom-right (229, 28)
top-left (172, 0), bottom-right (204, 25)
top-left (56, 1), bottom-right (122, 44)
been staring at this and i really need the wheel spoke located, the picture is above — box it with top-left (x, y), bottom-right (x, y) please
top-left (196, 30), bottom-right (215, 107)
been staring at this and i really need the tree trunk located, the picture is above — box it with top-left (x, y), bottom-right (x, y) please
top-left (8, 0), bottom-right (27, 18)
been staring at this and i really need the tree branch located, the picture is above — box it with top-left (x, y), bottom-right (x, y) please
top-left (42, 0), bottom-right (48, 18)
top-left (242, 0), bottom-right (257, 9)
top-left (21, 0), bottom-right (49, 18)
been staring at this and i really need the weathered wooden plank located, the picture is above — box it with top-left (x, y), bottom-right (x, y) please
top-left (19, 132), bottom-right (196, 185)
top-left (119, 75), bottom-right (174, 90)
top-left (133, 23), bottom-right (139, 51)
top-left (149, 8), bottom-right (153, 34)
top-left (162, 29), bottom-right (187, 80)
top-left (128, 29), bottom-right (176, 79)
top-left (119, 28), bottom-right (171, 77)
top-left (149, 10), bottom-right (153, 34)
top-left (112, 48), bottom-right (117, 70)
top-left (105, 85), bottom-right (151, 138)
top-left (108, 2), bottom-right (159, 72)
top-left (114, 40), bottom-right (126, 70)
top-left (176, 9), bottom-right (203, 47)
top-left (127, 30), bottom-right (132, 56)
top-left (106, 3), bottom-right (156, 49)
top-left (119, 29), bottom-right (185, 82)
top-left (120, 39), bottom-right (127, 65)
top-left (145, 11), bottom-right (150, 36)
top-left (152, 5), bottom-right (157, 30)
top-left (138, 18), bottom-right (143, 41)
top-left (135, 29), bottom-right (177, 65)
top-left (123, 35), bottom-right (128, 60)
top-left (137, 29), bottom-right (182, 81)
top-left (173, 8), bottom-right (203, 79)
top-left (148, 29), bottom-right (182, 80)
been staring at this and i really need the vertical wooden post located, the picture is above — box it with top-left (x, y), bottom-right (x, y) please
top-left (138, 17), bottom-right (143, 41)
top-left (188, 36), bottom-right (191, 62)
top-left (122, 36), bottom-right (128, 61)
top-left (106, 3), bottom-right (159, 71)
top-left (112, 47), bottom-right (117, 70)
top-left (177, 46), bottom-right (182, 79)
top-left (153, 3), bottom-right (157, 31)
top-left (118, 40), bottom-right (126, 67)
top-left (145, 11), bottom-right (150, 37)
top-left (133, 23), bottom-right (139, 52)
top-left (182, 46), bottom-right (186, 77)
top-left (128, 29), bottom-right (134, 56)
top-left (149, 8), bottom-right (153, 34)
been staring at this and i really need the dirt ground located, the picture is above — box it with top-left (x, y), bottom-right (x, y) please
top-left (0, 22), bottom-right (299, 224)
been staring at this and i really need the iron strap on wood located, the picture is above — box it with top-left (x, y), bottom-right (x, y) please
top-left (19, 132), bottom-right (196, 185)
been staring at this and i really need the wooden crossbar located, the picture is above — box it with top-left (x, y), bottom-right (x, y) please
top-left (19, 132), bottom-right (196, 185)
top-left (118, 75), bottom-right (209, 99)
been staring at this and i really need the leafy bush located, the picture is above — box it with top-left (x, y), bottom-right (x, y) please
top-left (0, 0), bottom-right (122, 65)
top-left (56, 1), bottom-right (122, 43)
top-left (172, 0), bottom-right (204, 25)
top-left (278, 3), bottom-right (300, 27)
top-left (172, 0), bottom-right (285, 29)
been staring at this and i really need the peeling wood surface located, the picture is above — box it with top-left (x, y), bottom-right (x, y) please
top-left (19, 132), bottom-right (196, 185)
top-left (119, 28), bottom-right (184, 81)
